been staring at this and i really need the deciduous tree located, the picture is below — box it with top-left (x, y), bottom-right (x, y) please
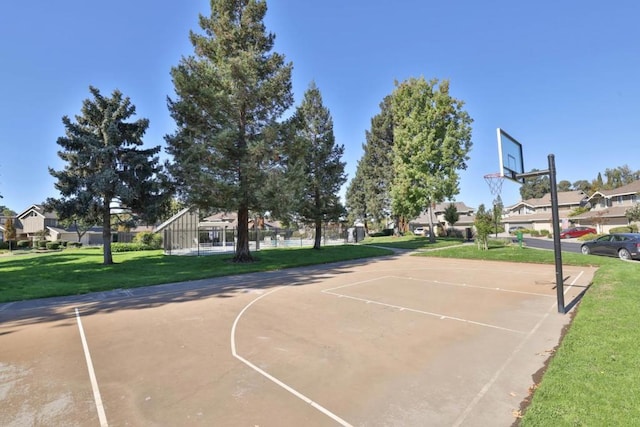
top-left (48, 87), bottom-right (169, 265)
top-left (519, 170), bottom-right (550, 200)
top-left (557, 180), bottom-right (572, 192)
top-left (473, 204), bottom-right (493, 250)
top-left (165, 0), bottom-right (293, 262)
top-left (390, 77), bottom-right (473, 242)
top-left (4, 217), bottom-right (16, 250)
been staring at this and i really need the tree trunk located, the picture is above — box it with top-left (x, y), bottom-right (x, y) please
top-left (313, 219), bottom-right (322, 249)
top-left (102, 205), bottom-right (113, 265)
top-left (428, 203), bottom-right (436, 243)
top-left (234, 205), bottom-right (253, 263)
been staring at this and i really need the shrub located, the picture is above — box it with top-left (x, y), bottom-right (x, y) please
top-left (540, 230), bottom-right (550, 236)
top-left (68, 242), bottom-right (83, 248)
top-left (37, 240), bottom-right (48, 249)
top-left (369, 228), bottom-right (394, 238)
top-left (577, 233), bottom-right (598, 241)
top-left (111, 242), bottom-right (152, 252)
top-left (46, 242), bottom-right (61, 250)
top-left (530, 230), bottom-right (540, 237)
top-left (17, 240), bottom-right (31, 248)
top-left (610, 225), bottom-right (638, 233)
top-left (0, 241), bottom-right (8, 250)
top-left (133, 231), bottom-right (162, 249)
top-left (447, 228), bottom-right (464, 238)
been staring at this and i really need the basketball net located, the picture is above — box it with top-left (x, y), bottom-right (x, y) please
top-left (484, 173), bottom-right (504, 202)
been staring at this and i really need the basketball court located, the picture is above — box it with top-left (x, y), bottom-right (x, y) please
top-left (1, 252), bottom-right (596, 426)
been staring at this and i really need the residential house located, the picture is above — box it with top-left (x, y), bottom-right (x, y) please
top-left (570, 180), bottom-right (640, 233)
top-left (502, 190), bottom-right (589, 233)
top-left (14, 204), bottom-right (58, 241)
top-left (410, 202), bottom-right (476, 235)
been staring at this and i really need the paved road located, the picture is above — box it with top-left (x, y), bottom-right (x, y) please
top-left (522, 237), bottom-right (583, 253)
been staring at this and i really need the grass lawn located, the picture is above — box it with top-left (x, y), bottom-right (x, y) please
top-left (362, 233), bottom-right (465, 250)
top-left (0, 245), bottom-right (392, 303)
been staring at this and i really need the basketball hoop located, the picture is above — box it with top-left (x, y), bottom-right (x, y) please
top-left (484, 173), bottom-right (504, 200)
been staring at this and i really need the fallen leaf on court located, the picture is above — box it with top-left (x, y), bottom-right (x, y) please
top-left (512, 409), bottom-right (522, 418)
top-left (509, 391), bottom-right (517, 397)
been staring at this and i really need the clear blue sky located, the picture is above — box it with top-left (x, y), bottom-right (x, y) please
top-left (1, 0), bottom-right (639, 214)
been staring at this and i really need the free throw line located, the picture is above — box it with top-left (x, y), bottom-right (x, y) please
top-left (75, 308), bottom-right (108, 427)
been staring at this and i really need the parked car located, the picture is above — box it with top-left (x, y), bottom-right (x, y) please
top-left (413, 227), bottom-right (429, 236)
top-left (559, 226), bottom-right (597, 239)
top-left (509, 226), bottom-right (526, 234)
top-left (580, 233), bottom-right (640, 260)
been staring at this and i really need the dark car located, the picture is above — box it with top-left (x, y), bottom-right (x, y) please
top-left (580, 233), bottom-right (640, 260)
top-left (559, 226), bottom-right (597, 239)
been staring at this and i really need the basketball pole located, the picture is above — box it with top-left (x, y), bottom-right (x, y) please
top-left (516, 154), bottom-right (565, 314)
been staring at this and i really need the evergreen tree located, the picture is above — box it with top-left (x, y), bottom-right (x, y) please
top-left (592, 172), bottom-right (604, 191)
top-left (289, 82), bottom-right (346, 249)
top-left (390, 77), bottom-right (473, 241)
top-left (443, 203), bottom-right (459, 232)
top-left (345, 161), bottom-right (369, 230)
top-left (360, 95), bottom-right (394, 228)
top-left (165, 0), bottom-right (293, 262)
top-left (48, 87), bottom-right (169, 265)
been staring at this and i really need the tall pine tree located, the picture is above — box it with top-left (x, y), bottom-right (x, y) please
top-left (48, 87), bottom-right (168, 265)
top-left (361, 95), bottom-right (395, 229)
top-left (289, 82), bottom-right (346, 249)
top-left (166, 0), bottom-right (293, 262)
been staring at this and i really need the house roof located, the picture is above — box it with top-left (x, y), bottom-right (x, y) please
top-left (569, 205), bottom-right (631, 220)
top-left (410, 202), bottom-right (476, 225)
top-left (433, 201), bottom-right (474, 214)
top-left (506, 190), bottom-right (587, 210)
top-left (588, 180), bottom-right (640, 200)
top-left (154, 207), bottom-right (195, 233)
top-left (17, 204), bottom-right (57, 220)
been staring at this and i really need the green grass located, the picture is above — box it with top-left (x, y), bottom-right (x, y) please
top-left (362, 233), bottom-right (465, 250)
top-left (414, 239), bottom-right (611, 267)
top-left (0, 245), bottom-right (392, 303)
top-left (521, 261), bottom-right (640, 425)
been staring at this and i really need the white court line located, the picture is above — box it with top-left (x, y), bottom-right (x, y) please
top-left (322, 290), bottom-right (524, 334)
top-left (452, 270), bottom-right (587, 426)
top-left (230, 287), bottom-right (353, 427)
top-left (404, 276), bottom-right (555, 298)
top-left (75, 308), bottom-right (108, 427)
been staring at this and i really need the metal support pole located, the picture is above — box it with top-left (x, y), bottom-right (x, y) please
top-left (548, 154), bottom-right (565, 314)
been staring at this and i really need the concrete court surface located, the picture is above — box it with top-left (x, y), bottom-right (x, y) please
top-left (0, 252), bottom-right (597, 426)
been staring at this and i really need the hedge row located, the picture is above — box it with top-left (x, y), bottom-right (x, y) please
top-left (111, 242), bottom-right (157, 252)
